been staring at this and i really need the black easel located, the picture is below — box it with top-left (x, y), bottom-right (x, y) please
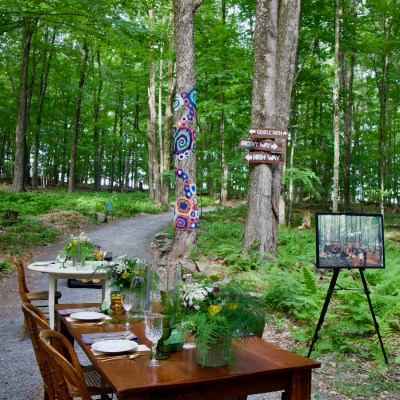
top-left (307, 268), bottom-right (389, 364)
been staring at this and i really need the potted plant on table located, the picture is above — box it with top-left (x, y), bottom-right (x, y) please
top-left (65, 232), bottom-right (95, 266)
top-left (100, 257), bottom-right (159, 320)
top-left (179, 275), bottom-right (267, 366)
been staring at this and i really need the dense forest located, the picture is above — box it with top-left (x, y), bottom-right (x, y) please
top-left (1, 0), bottom-right (400, 211)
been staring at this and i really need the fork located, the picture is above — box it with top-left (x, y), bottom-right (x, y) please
top-left (99, 353), bottom-right (142, 362)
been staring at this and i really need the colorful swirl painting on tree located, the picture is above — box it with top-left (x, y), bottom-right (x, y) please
top-left (173, 167), bottom-right (199, 231)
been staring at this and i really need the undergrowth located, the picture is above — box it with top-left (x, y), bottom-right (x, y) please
top-left (197, 206), bottom-right (400, 373)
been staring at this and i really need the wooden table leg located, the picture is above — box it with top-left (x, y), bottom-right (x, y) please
top-left (282, 370), bottom-right (312, 400)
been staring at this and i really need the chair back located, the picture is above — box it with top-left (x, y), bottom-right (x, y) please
top-left (16, 260), bottom-right (30, 302)
top-left (21, 302), bottom-right (56, 400)
top-left (39, 329), bottom-right (93, 400)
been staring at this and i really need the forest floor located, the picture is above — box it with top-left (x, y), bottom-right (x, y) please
top-left (2, 207), bottom-right (400, 399)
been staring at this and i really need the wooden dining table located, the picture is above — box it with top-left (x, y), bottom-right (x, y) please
top-left (56, 303), bottom-right (321, 400)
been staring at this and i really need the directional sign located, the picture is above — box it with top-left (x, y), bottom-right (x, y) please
top-left (238, 138), bottom-right (284, 153)
top-left (243, 152), bottom-right (285, 164)
top-left (248, 127), bottom-right (288, 139)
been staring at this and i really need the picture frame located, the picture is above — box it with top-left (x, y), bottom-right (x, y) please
top-left (315, 212), bottom-right (385, 269)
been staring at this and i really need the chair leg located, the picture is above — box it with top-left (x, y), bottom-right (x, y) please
top-left (20, 318), bottom-right (27, 341)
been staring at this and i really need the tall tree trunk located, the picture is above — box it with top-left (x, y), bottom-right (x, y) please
top-left (220, 94), bottom-right (228, 205)
top-left (377, 52), bottom-right (389, 216)
top-left (118, 83), bottom-right (124, 191)
top-left (161, 11), bottom-right (176, 205)
top-left (13, 25), bottom-right (34, 193)
top-left (332, 0), bottom-right (340, 212)
top-left (147, 6), bottom-right (161, 202)
top-left (169, 0), bottom-right (202, 259)
top-left (220, 0), bottom-right (228, 205)
top-left (93, 49), bottom-right (105, 191)
top-left (32, 26), bottom-right (56, 190)
top-left (243, 0), bottom-right (300, 256)
top-left (68, 41), bottom-right (89, 194)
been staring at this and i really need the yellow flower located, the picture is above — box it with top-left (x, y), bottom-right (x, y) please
top-left (72, 239), bottom-right (78, 246)
top-left (121, 271), bottom-right (131, 279)
top-left (208, 305), bottom-right (222, 316)
top-left (227, 303), bottom-right (238, 310)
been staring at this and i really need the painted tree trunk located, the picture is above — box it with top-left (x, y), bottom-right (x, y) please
top-left (243, 0), bottom-right (300, 256)
top-left (169, 0), bottom-right (202, 259)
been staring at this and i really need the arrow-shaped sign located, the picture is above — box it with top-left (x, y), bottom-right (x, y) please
top-left (243, 152), bottom-right (285, 164)
top-left (238, 138), bottom-right (284, 153)
top-left (248, 127), bottom-right (288, 139)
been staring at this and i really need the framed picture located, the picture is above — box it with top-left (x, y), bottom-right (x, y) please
top-left (316, 212), bottom-right (385, 269)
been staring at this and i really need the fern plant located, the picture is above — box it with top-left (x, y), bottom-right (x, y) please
top-left (179, 276), bottom-right (267, 365)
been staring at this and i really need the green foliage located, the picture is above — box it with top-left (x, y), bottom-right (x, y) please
top-left (0, 259), bottom-right (13, 273)
top-left (196, 206), bottom-right (400, 368)
top-left (0, 190), bottom-right (168, 259)
top-left (0, 216), bottom-right (59, 255)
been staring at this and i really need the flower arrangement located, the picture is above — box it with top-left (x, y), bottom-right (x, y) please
top-left (179, 275), bottom-right (267, 365)
top-left (65, 232), bottom-right (95, 263)
top-left (103, 256), bottom-right (146, 290)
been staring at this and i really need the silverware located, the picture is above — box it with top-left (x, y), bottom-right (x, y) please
top-left (99, 353), bottom-right (142, 362)
top-left (91, 332), bottom-right (132, 341)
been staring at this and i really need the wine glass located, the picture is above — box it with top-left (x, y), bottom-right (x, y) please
top-left (144, 313), bottom-right (164, 366)
top-left (121, 290), bottom-right (135, 329)
top-left (58, 252), bottom-right (67, 268)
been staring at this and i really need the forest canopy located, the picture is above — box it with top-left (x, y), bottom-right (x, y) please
top-left (1, 0), bottom-right (400, 212)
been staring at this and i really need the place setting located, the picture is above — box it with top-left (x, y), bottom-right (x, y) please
top-left (89, 337), bottom-right (150, 362)
top-left (65, 309), bottom-right (112, 326)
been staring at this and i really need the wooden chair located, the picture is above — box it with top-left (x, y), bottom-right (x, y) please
top-left (39, 329), bottom-right (113, 400)
top-left (16, 259), bottom-right (62, 341)
top-left (21, 302), bottom-right (56, 400)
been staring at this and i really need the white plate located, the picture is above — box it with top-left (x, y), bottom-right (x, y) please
top-left (69, 312), bottom-right (106, 321)
top-left (32, 262), bottom-right (51, 266)
top-left (91, 340), bottom-right (138, 354)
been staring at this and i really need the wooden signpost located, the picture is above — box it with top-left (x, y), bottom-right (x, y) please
top-left (248, 127), bottom-right (288, 139)
top-left (243, 152), bottom-right (285, 164)
top-left (239, 138), bottom-right (284, 153)
top-left (239, 127), bottom-right (288, 165)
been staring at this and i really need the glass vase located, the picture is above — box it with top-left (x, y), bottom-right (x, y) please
top-left (195, 336), bottom-right (231, 367)
top-left (71, 255), bottom-right (78, 267)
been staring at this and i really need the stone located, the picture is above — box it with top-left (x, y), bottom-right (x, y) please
top-left (159, 240), bottom-right (173, 253)
top-left (155, 232), bottom-right (169, 241)
top-left (88, 212), bottom-right (108, 223)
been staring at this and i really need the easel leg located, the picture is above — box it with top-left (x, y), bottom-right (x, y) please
top-left (307, 269), bottom-right (340, 358)
top-left (359, 268), bottom-right (389, 364)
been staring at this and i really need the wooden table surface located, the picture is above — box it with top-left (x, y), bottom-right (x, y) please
top-left (56, 303), bottom-right (320, 400)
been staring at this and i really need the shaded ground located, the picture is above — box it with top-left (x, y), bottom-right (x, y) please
top-left (0, 210), bottom-right (399, 399)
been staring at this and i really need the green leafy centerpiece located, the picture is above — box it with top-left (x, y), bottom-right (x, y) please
top-left (100, 257), bottom-right (159, 319)
top-left (179, 275), bottom-right (266, 366)
top-left (65, 232), bottom-right (95, 266)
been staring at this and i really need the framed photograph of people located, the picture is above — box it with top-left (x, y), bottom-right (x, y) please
top-left (316, 212), bottom-right (385, 269)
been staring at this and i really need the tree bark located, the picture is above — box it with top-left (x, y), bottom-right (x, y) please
top-left (93, 49), bottom-right (105, 191)
top-left (147, 6), bottom-right (161, 203)
top-left (168, 0), bottom-right (202, 259)
top-left (243, 0), bottom-right (300, 256)
top-left (332, 0), bottom-right (340, 212)
top-left (32, 26), bottom-right (57, 190)
top-left (161, 11), bottom-right (176, 205)
top-left (68, 41), bottom-right (89, 194)
top-left (13, 25), bottom-right (34, 193)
